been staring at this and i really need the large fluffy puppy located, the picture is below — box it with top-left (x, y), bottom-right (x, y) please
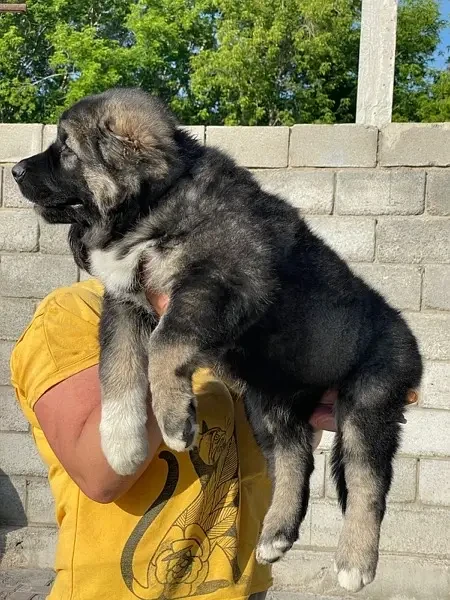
top-left (14, 88), bottom-right (422, 592)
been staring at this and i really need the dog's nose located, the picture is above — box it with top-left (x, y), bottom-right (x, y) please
top-left (12, 161), bottom-right (27, 182)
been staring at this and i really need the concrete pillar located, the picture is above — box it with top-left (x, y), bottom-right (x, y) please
top-left (356, 0), bottom-right (398, 127)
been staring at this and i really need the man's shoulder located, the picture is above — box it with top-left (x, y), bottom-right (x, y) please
top-left (11, 280), bottom-right (104, 408)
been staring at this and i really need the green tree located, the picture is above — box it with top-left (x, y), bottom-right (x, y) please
top-left (393, 0), bottom-right (447, 122)
top-left (0, 0), bottom-right (448, 124)
top-left (190, 0), bottom-right (361, 124)
top-left (417, 70), bottom-right (450, 121)
top-left (0, 1), bottom-right (132, 122)
top-left (0, 0), bottom-right (214, 122)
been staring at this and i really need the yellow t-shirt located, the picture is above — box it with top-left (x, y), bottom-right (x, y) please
top-left (10, 280), bottom-right (272, 600)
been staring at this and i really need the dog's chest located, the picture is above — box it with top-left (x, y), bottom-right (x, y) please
top-left (89, 241), bottom-right (182, 296)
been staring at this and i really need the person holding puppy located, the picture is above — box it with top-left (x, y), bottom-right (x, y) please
top-left (11, 279), bottom-right (336, 600)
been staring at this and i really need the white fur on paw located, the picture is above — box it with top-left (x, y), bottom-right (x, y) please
top-left (335, 565), bottom-right (374, 593)
top-left (100, 418), bottom-right (148, 476)
top-left (256, 537), bottom-right (291, 565)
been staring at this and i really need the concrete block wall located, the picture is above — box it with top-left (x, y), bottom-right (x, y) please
top-left (0, 123), bottom-right (449, 597)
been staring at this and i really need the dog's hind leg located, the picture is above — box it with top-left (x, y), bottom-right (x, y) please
top-left (332, 377), bottom-right (405, 592)
top-left (99, 293), bottom-right (155, 475)
top-left (245, 392), bottom-right (315, 565)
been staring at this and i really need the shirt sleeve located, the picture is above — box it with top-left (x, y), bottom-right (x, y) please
top-left (10, 280), bottom-right (104, 411)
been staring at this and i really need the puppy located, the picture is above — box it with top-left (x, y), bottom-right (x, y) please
top-left (14, 88), bottom-right (422, 592)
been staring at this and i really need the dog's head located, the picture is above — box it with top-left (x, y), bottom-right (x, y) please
top-left (13, 88), bottom-right (181, 222)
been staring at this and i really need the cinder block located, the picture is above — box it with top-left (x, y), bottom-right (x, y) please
top-left (423, 265), bottom-right (450, 311)
top-left (0, 297), bottom-right (36, 341)
top-left (310, 453), bottom-right (325, 498)
top-left (42, 125), bottom-right (57, 149)
top-left (2, 167), bottom-right (31, 208)
top-left (181, 125), bottom-right (205, 144)
top-left (310, 500), bottom-right (450, 556)
top-left (404, 313), bottom-right (450, 361)
top-left (351, 263), bottom-right (422, 311)
top-left (325, 456), bottom-right (417, 503)
top-left (0, 432), bottom-right (47, 476)
top-left (38, 220), bottom-right (71, 254)
top-left (0, 386), bottom-right (28, 432)
top-left (0, 254), bottom-right (77, 298)
top-left (7, 591), bottom-right (38, 600)
top-left (422, 362), bottom-right (450, 410)
top-left (336, 170), bottom-right (425, 215)
top-left (1, 526), bottom-right (57, 568)
top-left (0, 210), bottom-right (38, 252)
top-left (79, 269), bottom-right (93, 282)
top-left (0, 124), bottom-right (43, 163)
top-left (376, 217), bottom-right (450, 263)
top-left (0, 568), bottom-right (55, 590)
top-left (426, 170), bottom-right (450, 215)
top-left (307, 217), bottom-right (375, 262)
top-left (381, 504), bottom-right (450, 555)
top-left (254, 170), bottom-right (333, 214)
top-left (26, 478), bottom-right (56, 524)
top-left (272, 548), bottom-right (450, 600)
top-left (0, 341), bottom-right (14, 386)
top-left (399, 407), bottom-right (450, 457)
top-left (310, 500), bottom-right (341, 547)
top-left (389, 457), bottom-right (418, 502)
top-left (206, 126), bottom-right (289, 167)
top-left (380, 123), bottom-right (450, 167)
top-left (419, 459), bottom-right (450, 506)
top-left (317, 431), bottom-right (335, 452)
top-left (0, 475), bottom-right (27, 525)
top-left (290, 125), bottom-right (377, 168)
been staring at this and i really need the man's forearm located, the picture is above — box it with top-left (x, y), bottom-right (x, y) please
top-left (73, 401), bottom-right (162, 502)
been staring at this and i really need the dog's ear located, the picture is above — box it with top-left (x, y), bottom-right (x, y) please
top-left (101, 111), bottom-right (157, 155)
top-left (98, 104), bottom-right (178, 181)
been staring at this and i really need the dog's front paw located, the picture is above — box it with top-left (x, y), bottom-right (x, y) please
top-left (100, 412), bottom-right (148, 476)
top-left (152, 389), bottom-right (198, 453)
top-left (161, 398), bottom-right (199, 452)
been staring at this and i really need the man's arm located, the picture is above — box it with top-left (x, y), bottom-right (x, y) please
top-left (34, 365), bottom-right (162, 503)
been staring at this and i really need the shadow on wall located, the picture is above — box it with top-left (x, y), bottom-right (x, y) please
top-left (0, 468), bottom-right (28, 565)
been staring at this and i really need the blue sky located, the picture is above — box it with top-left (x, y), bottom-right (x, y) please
top-left (435, 0), bottom-right (450, 67)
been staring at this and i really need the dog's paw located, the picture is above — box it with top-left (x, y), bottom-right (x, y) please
top-left (100, 415), bottom-right (148, 476)
top-left (256, 524), bottom-right (298, 565)
top-left (334, 563), bottom-right (375, 593)
top-left (256, 532), bottom-right (294, 565)
top-left (161, 402), bottom-right (199, 452)
top-left (153, 392), bottom-right (199, 453)
top-left (334, 541), bottom-right (377, 592)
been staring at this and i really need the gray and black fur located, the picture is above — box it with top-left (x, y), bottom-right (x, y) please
top-left (13, 88), bottom-right (422, 592)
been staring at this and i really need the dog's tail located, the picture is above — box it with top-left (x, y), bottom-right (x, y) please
top-left (331, 432), bottom-right (348, 513)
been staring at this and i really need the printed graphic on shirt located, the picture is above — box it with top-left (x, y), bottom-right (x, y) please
top-left (120, 417), bottom-right (245, 599)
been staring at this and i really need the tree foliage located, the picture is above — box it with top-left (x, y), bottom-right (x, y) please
top-left (0, 0), bottom-right (448, 124)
